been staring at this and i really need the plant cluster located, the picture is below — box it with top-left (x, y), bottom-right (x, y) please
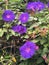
top-left (0, 0), bottom-right (49, 65)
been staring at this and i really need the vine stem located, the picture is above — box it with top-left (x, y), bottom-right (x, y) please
top-left (4, 0), bottom-right (8, 10)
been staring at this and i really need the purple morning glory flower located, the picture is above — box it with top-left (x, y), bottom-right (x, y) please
top-left (19, 12), bottom-right (29, 23)
top-left (47, 2), bottom-right (49, 8)
top-left (12, 25), bottom-right (27, 34)
top-left (26, 2), bottom-right (37, 11)
top-left (19, 41), bottom-right (37, 59)
top-left (2, 10), bottom-right (15, 22)
top-left (26, 2), bottom-right (45, 11)
top-left (36, 2), bottom-right (45, 11)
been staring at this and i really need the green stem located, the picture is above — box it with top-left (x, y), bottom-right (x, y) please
top-left (6, 5), bottom-right (8, 10)
top-left (5, 0), bottom-right (8, 10)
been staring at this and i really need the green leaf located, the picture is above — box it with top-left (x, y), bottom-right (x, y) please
top-left (36, 57), bottom-right (43, 64)
top-left (9, 29), bottom-right (15, 36)
top-left (9, 0), bottom-right (21, 2)
top-left (0, 29), bottom-right (4, 37)
top-left (0, 0), bottom-right (2, 2)
top-left (6, 34), bottom-right (11, 40)
top-left (19, 61), bottom-right (27, 65)
top-left (4, 55), bottom-right (11, 59)
top-left (41, 47), bottom-right (48, 56)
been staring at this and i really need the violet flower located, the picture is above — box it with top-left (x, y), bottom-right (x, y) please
top-left (19, 41), bottom-right (37, 59)
top-left (12, 25), bottom-right (27, 34)
top-left (2, 10), bottom-right (15, 22)
top-left (19, 12), bottom-right (29, 23)
top-left (26, 2), bottom-right (45, 11)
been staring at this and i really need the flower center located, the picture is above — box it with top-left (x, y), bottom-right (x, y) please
top-left (25, 48), bottom-right (30, 53)
top-left (38, 5), bottom-right (42, 7)
top-left (6, 15), bottom-right (10, 18)
top-left (23, 17), bottom-right (26, 20)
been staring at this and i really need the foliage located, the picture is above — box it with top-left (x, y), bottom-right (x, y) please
top-left (0, 0), bottom-right (49, 65)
